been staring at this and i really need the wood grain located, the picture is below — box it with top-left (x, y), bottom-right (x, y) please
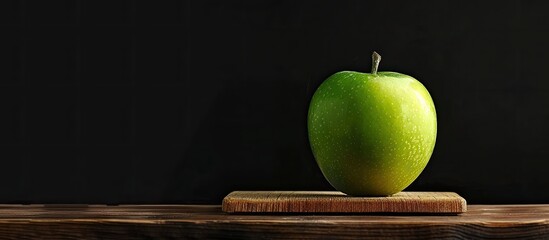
top-left (222, 191), bottom-right (467, 214)
top-left (0, 204), bottom-right (548, 239)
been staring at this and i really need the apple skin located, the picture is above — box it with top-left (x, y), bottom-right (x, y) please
top-left (308, 71), bottom-right (437, 196)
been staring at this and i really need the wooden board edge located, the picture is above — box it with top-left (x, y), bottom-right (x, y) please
top-left (221, 191), bottom-right (241, 213)
top-left (222, 191), bottom-right (468, 214)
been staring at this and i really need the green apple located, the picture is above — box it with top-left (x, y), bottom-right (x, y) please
top-left (308, 52), bottom-right (436, 196)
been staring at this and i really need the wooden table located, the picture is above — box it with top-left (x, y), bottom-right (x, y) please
top-left (0, 204), bottom-right (548, 239)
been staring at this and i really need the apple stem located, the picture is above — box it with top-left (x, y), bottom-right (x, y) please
top-left (371, 51), bottom-right (381, 74)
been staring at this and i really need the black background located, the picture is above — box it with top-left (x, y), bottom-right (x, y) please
top-left (1, 0), bottom-right (548, 204)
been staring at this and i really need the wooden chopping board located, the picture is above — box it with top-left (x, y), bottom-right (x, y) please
top-left (222, 191), bottom-right (466, 214)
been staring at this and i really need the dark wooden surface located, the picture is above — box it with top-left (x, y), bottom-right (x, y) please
top-left (0, 204), bottom-right (548, 239)
top-left (222, 191), bottom-right (466, 213)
